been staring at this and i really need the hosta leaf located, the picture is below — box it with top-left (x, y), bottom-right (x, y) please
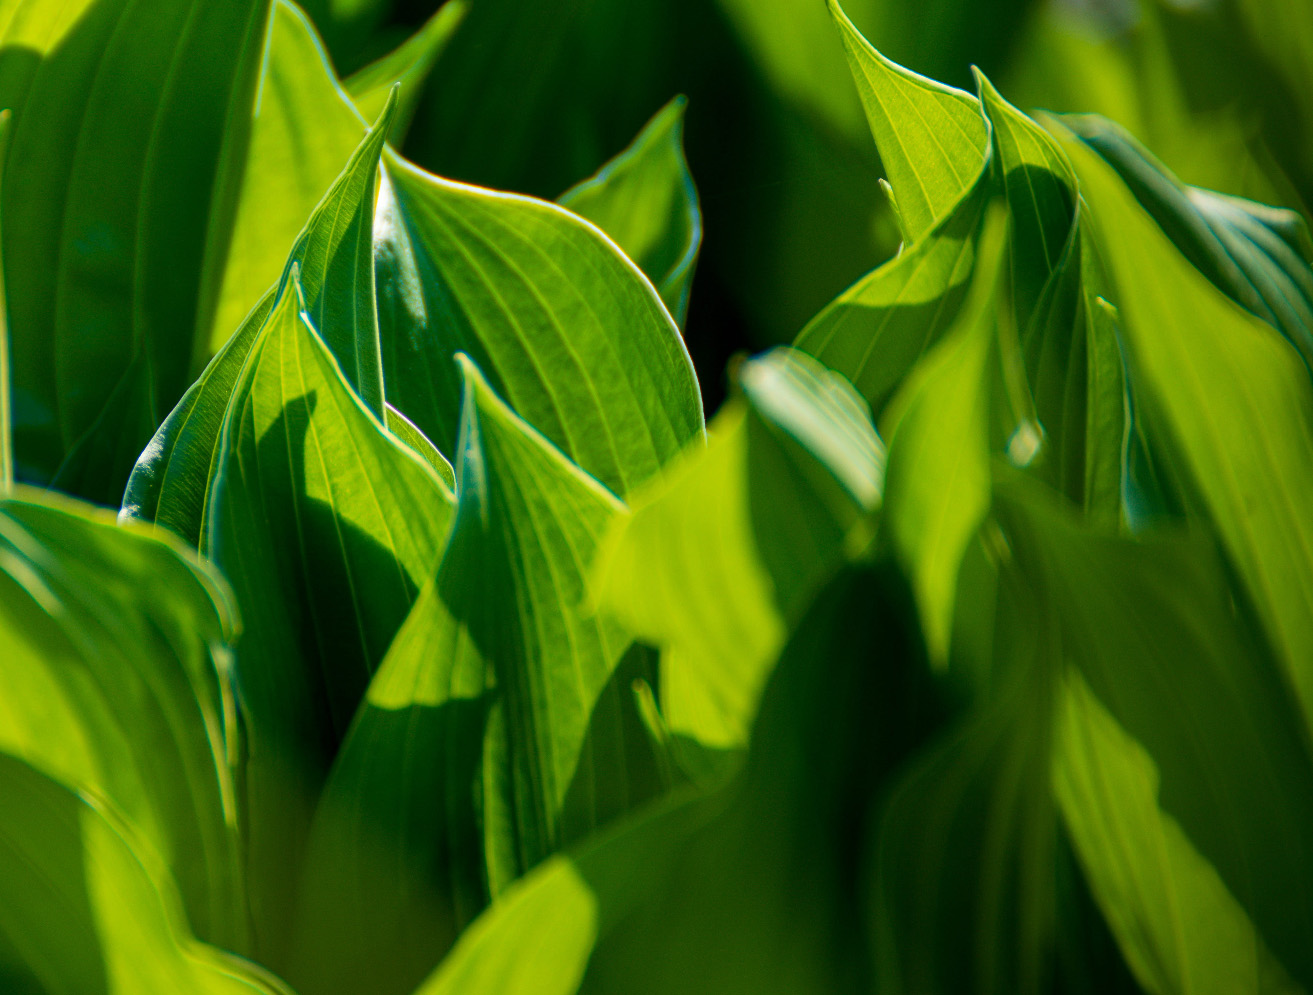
top-left (376, 155), bottom-right (704, 497)
top-left (1080, 245), bottom-right (1126, 527)
top-left (419, 565), bottom-right (932, 995)
top-left (285, 354), bottom-right (663, 994)
top-left (203, 274), bottom-right (453, 964)
top-left (0, 0), bottom-right (269, 499)
top-left (827, 0), bottom-right (988, 243)
top-left (1062, 114), bottom-right (1313, 367)
top-left (344, 0), bottom-right (467, 147)
top-left (446, 357), bottom-right (659, 891)
top-left (595, 348), bottom-right (882, 754)
top-left (794, 155), bottom-right (990, 417)
top-left (557, 97), bottom-right (701, 327)
top-left (0, 490), bottom-right (244, 951)
top-left (880, 207), bottom-right (1004, 665)
top-left (1054, 675), bottom-right (1303, 995)
top-left (207, 0), bottom-right (366, 355)
top-left (0, 109), bottom-right (10, 491)
top-left (124, 98), bottom-right (395, 544)
top-left (1062, 132), bottom-right (1313, 731)
top-left (998, 481), bottom-right (1313, 993)
top-left (975, 71), bottom-right (1076, 325)
top-left (0, 754), bottom-right (293, 994)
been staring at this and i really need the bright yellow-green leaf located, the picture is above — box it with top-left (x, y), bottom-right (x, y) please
top-left (880, 207), bottom-right (1004, 665)
top-left (0, 490), bottom-right (245, 952)
top-left (828, 0), bottom-right (988, 242)
top-left (0, 754), bottom-right (293, 994)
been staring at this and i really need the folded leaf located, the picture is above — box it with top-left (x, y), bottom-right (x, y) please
top-left (124, 96), bottom-right (396, 543)
top-left (880, 206), bottom-right (1004, 665)
top-left (203, 273), bottom-right (453, 964)
top-left (557, 96), bottom-right (702, 326)
top-left (827, 0), bottom-right (988, 242)
top-left (1062, 130), bottom-right (1313, 730)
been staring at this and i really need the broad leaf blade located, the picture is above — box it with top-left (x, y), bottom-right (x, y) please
top-left (557, 96), bottom-right (702, 326)
top-left (376, 156), bottom-right (704, 497)
top-left (0, 0), bottom-right (269, 498)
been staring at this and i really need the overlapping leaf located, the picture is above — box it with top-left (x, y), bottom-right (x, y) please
top-left (203, 272), bottom-right (453, 964)
top-left (595, 348), bottom-right (883, 755)
top-left (558, 96), bottom-right (702, 326)
top-left (0, 755), bottom-right (292, 994)
top-left (283, 356), bottom-right (663, 995)
top-left (0, 490), bottom-right (244, 951)
top-left (0, 0), bottom-right (269, 500)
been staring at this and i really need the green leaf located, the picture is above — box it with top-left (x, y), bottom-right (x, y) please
top-left (1062, 130), bottom-right (1313, 731)
top-left (0, 753), bottom-right (292, 994)
top-left (344, 1), bottom-right (467, 146)
top-left (385, 402), bottom-right (457, 490)
top-left (0, 0), bottom-right (269, 498)
top-left (375, 154), bottom-right (704, 497)
top-left (283, 354), bottom-right (664, 994)
top-left (827, 0), bottom-right (988, 243)
top-left (124, 98), bottom-right (396, 544)
top-left (0, 108), bottom-right (10, 492)
top-left (879, 205), bottom-right (1004, 665)
top-left (793, 156), bottom-right (990, 417)
top-left (557, 96), bottom-right (702, 327)
top-left (594, 348), bottom-right (882, 753)
top-left (417, 564), bottom-right (929, 995)
top-left (207, 0), bottom-right (365, 355)
top-left (1080, 247), bottom-right (1126, 528)
top-left (0, 490), bottom-right (244, 951)
top-left (202, 272), bottom-right (453, 964)
top-left (997, 480), bottom-right (1313, 993)
top-left (1054, 674), bottom-right (1304, 995)
top-left (1062, 114), bottom-right (1313, 368)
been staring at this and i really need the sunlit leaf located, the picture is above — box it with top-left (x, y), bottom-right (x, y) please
top-left (828, 0), bottom-right (988, 242)
top-left (203, 273), bottom-right (453, 965)
top-left (0, 490), bottom-right (244, 951)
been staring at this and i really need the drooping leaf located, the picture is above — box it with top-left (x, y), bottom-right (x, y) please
top-left (794, 156), bottom-right (990, 417)
top-left (879, 206), bottom-right (1004, 665)
top-left (1062, 130), bottom-right (1313, 730)
top-left (203, 273), bottom-right (453, 965)
top-left (0, 754), bottom-right (293, 994)
top-left (557, 96), bottom-right (702, 326)
top-left (0, 0), bottom-right (270, 499)
top-left (344, 0), bottom-right (468, 146)
top-left (827, 0), bottom-right (988, 243)
top-left (124, 97), bottom-right (396, 544)
top-left (0, 490), bottom-right (244, 952)
top-left (375, 155), bottom-right (704, 497)
top-left (595, 348), bottom-right (883, 754)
